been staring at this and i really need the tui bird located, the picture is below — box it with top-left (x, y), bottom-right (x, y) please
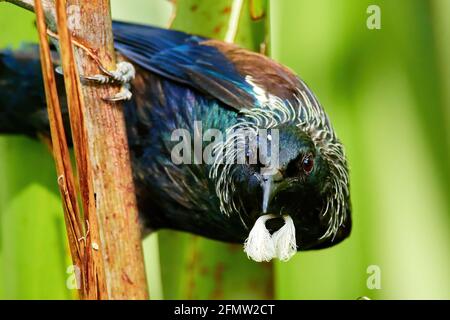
top-left (0, 21), bottom-right (351, 262)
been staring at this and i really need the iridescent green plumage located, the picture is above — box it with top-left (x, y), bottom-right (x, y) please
top-left (0, 21), bottom-right (351, 259)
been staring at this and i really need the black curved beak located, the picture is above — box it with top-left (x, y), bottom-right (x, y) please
top-left (260, 170), bottom-right (286, 234)
top-left (261, 169), bottom-right (284, 214)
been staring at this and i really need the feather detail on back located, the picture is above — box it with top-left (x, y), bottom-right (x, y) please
top-left (112, 21), bottom-right (306, 111)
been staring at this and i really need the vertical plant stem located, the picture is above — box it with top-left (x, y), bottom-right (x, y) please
top-left (7, 0), bottom-right (149, 299)
top-left (54, 0), bottom-right (108, 299)
top-left (56, 0), bottom-right (148, 299)
top-left (35, 0), bottom-right (86, 297)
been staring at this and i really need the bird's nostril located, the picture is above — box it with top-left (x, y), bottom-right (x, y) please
top-left (265, 217), bottom-right (285, 235)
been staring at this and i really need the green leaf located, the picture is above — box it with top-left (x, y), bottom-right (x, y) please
top-left (0, 137), bottom-right (73, 299)
top-left (172, 0), bottom-right (268, 52)
top-left (158, 231), bottom-right (273, 299)
top-left (271, 0), bottom-right (450, 299)
top-left (0, 5), bottom-right (73, 299)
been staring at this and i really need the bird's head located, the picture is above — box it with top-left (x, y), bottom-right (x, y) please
top-left (210, 87), bottom-right (351, 261)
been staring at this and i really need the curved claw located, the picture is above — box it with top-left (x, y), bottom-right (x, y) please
top-left (103, 83), bottom-right (133, 102)
top-left (55, 66), bottom-right (113, 84)
top-left (55, 62), bottom-right (135, 85)
top-left (55, 65), bottom-right (63, 75)
top-left (102, 62), bottom-right (136, 84)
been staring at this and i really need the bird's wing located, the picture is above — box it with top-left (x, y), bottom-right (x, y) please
top-left (112, 21), bottom-right (302, 111)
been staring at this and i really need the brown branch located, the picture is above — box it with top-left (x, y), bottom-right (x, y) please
top-left (54, 0), bottom-right (108, 299)
top-left (7, 0), bottom-right (149, 299)
top-left (57, 0), bottom-right (148, 300)
top-left (35, 0), bottom-right (86, 296)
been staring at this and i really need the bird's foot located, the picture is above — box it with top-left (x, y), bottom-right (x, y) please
top-left (82, 61), bottom-right (135, 85)
top-left (55, 62), bottom-right (135, 101)
top-left (79, 61), bottom-right (135, 101)
top-left (104, 82), bottom-right (132, 102)
top-left (48, 29), bottom-right (135, 101)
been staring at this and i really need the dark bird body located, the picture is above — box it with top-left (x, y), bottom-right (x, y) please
top-left (0, 21), bottom-right (351, 255)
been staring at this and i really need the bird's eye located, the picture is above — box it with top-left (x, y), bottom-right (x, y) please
top-left (302, 154), bottom-right (314, 175)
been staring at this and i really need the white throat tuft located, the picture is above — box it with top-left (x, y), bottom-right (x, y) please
top-left (244, 214), bottom-right (297, 262)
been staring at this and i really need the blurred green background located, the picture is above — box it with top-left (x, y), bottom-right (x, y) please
top-left (0, 0), bottom-right (449, 299)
